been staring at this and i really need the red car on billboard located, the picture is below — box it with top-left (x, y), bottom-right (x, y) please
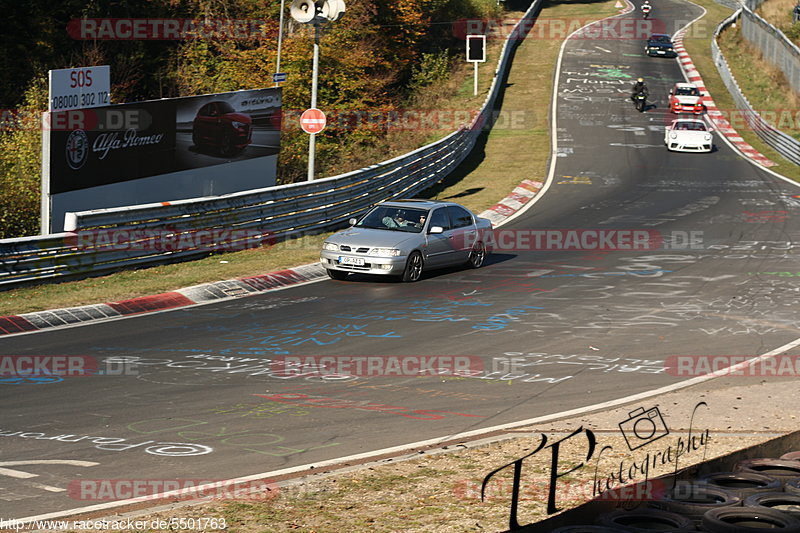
top-left (192, 101), bottom-right (252, 156)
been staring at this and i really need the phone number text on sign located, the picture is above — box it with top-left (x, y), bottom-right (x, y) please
top-left (48, 66), bottom-right (111, 111)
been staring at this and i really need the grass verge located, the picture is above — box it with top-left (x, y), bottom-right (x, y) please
top-left (681, 0), bottom-right (800, 181)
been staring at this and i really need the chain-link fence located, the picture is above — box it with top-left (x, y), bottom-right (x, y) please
top-left (712, 10), bottom-right (800, 165)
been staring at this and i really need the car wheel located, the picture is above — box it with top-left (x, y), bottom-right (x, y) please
top-left (192, 131), bottom-right (200, 147)
top-left (327, 269), bottom-right (348, 281)
top-left (467, 241), bottom-right (486, 269)
top-left (402, 251), bottom-right (423, 282)
top-left (220, 133), bottom-right (235, 157)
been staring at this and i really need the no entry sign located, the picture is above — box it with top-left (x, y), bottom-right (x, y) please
top-left (300, 108), bottom-right (326, 134)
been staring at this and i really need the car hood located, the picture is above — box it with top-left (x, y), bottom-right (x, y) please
top-left (674, 95), bottom-right (701, 105)
top-left (329, 227), bottom-right (417, 249)
top-left (671, 129), bottom-right (711, 139)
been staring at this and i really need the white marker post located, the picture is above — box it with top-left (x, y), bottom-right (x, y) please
top-left (466, 35), bottom-right (486, 96)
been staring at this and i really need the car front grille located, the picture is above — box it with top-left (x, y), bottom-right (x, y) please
top-left (340, 245), bottom-right (370, 253)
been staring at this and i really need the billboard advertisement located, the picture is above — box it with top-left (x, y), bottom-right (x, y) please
top-left (43, 87), bottom-right (281, 232)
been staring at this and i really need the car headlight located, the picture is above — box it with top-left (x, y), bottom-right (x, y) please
top-left (703, 134), bottom-right (712, 141)
top-left (322, 242), bottom-right (339, 251)
top-left (231, 121), bottom-right (247, 129)
top-left (669, 133), bottom-right (677, 139)
top-left (368, 247), bottom-right (401, 257)
top-left (668, 48), bottom-right (674, 51)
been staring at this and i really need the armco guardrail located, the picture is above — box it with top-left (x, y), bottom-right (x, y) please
top-left (711, 9), bottom-right (800, 165)
top-left (0, 0), bottom-right (544, 289)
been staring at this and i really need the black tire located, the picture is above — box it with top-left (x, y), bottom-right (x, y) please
top-left (466, 241), bottom-right (486, 269)
top-left (781, 451), bottom-right (800, 462)
top-left (401, 251), bottom-right (423, 282)
top-left (220, 132), bottom-right (236, 157)
top-left (595, 508), bottom-right (694, 532)
top-left (744, 491), bottom-right (800, 519)
top-left (786, 478), bottom-right (800, 496)
top-left (192, 131), bottom-right (200, 147)
top-left (702, 505), bottom-right (800, 533)
top-left (735, 458), bottom-right (800, 480)
top-left (696, 471), bottom-right (782, 498)
top-left (649, 483), bottom-right (741, 526)
top-left (326, 268), bottom-right (348, 281)
top-left (551, 527), bottom-right (620, 532)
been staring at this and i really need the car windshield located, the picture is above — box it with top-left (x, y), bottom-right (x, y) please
top-left (356, 206), bottom-right (429, 233)
top-left (675, 87), bottom-right (699, 96)
top-left (217, 101), bottom-right (236, 114)
top-left (674, 121), bottom-right (707, 131)
top-left (650, 35), bottom-right (671, 43)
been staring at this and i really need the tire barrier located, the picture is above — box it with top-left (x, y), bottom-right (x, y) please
top-left (696, 471), bottom-right (783, 499)
top-left (744, 491), bottom-right (800, 519)
top-left (648, 484), bottom-right (741, 526)
top-left (735, 458), bottom-right (800, 482)
top-left (701, 505), bottom-right (800, 532)
top-left (594, 508), bottom-right (695, 532)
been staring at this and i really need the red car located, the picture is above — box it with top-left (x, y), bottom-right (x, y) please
top-left (669, 83), bottom-right (705, 115)
top-left (192, 101), bottom-right (252, 157)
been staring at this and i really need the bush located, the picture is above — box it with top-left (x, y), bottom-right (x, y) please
top-left (0, 77), bottom-right (46, 239)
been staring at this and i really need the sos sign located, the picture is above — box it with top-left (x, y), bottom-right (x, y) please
top-left (48, 65), bottom-right (111, 111)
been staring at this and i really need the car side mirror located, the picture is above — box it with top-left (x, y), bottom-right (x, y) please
top-left (348, 218), bottom-right (357, 226)
top-left (708, 128), bottom-right (714, 132)
top-left (429, 226), bottom-right (444, 234)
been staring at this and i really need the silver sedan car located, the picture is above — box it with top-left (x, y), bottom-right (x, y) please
top-left (320, 200), bottom-right (493, 282)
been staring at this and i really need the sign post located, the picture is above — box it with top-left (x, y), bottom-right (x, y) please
top-left (466, 35), bottom-right (486, 96)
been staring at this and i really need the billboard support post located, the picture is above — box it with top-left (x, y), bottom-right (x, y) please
top-left (40, 112), bottom-right (51, 235)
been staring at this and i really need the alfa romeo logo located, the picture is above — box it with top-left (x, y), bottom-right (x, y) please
top-left (66, 129), bottom-right (89, 170)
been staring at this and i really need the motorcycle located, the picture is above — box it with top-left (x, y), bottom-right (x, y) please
top-left (642, 5), bottom-right (651, 18)
top-left (633, 92), bottom-right (647, 112)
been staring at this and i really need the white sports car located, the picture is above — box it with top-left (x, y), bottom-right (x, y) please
top-left (664, 118), bottom-right (714, 153)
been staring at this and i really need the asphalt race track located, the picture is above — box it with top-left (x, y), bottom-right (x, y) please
top-left (2, 0), bottom-right (800, 520)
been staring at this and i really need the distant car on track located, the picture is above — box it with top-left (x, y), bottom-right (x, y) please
top-left (669, 83), bottom-right (705, 114)
top-left (192, 101), bottom-right (252, 157)
top-left (645, 34), bottom-right (677, 57)
top-left (320, 200), bottom-right (492, 282)
top-left (664, 118), bottom-right (714, 152)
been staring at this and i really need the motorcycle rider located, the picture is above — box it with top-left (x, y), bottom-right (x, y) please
top-left (642, 0), bottom-right (652, 17)
top-left (630, 77), bottom-right (649, 100)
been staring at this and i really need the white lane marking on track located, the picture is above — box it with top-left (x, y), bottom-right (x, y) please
top-left (595, 46), bottom-right (612, 53)
top-left (18, 335), bottom-right (800, 525)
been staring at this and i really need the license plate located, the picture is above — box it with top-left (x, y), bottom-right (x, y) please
top-left (657, 51), bottom-right (665, 54)
top-left (339, 256), bottom-right (365, 266)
